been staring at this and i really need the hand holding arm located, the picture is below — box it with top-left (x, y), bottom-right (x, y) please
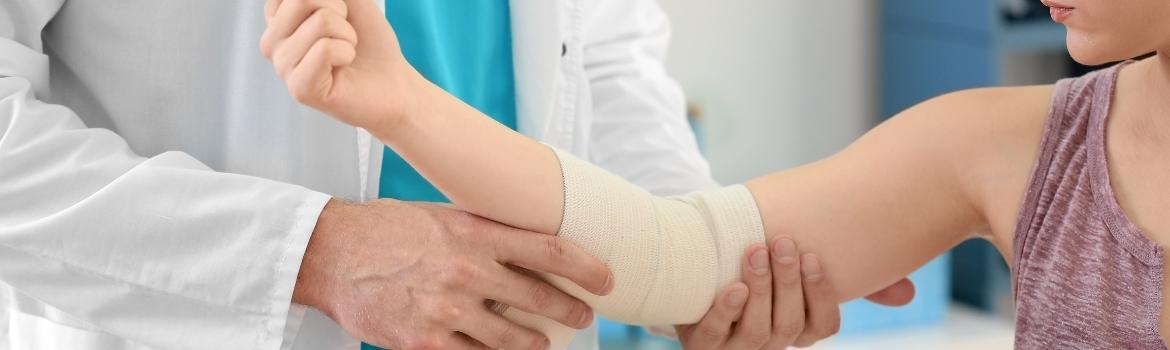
top-left (678, 241), bottom-right (916, 350)
top-left (292, 199), bottom-right (612, 350)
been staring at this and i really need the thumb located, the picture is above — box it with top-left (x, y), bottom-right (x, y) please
top-left (863, 278), bottom-right (916, 306)
top-left (342, 0), bottom-right (382, 22)
top-left (341, 0), bottom-right (392, 36)
top-left (341, 0), bottom-right (403, 59)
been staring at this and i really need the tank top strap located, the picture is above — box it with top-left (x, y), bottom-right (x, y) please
top-left (1085, 62), bottom-right (1165, 266)
top-left (1013, 61), bottom-right (1162, 270)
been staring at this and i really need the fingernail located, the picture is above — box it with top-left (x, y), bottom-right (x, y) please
top-left (727, 288), bottom-right (748, 307)
top-left (601, 272), bottom-right (615, 295)
top-left (774, 238), bottom-right (797, 265)
top-left (802, 254), bottom-right (823, 282)
top-left (599, 271), bottom-right (617, 296)
top-left (577, 308), bottom-right (594, 329)
top-left (749, 249), bottom-right (770, 274)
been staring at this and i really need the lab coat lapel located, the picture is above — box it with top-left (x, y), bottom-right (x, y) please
top-left (509, 0), bottom-right (561, 141)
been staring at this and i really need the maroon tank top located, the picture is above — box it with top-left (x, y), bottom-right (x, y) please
top-left (1013, 62), bottom-right (1166, 349)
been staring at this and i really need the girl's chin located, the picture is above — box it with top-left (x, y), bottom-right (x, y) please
top-left (1066, 38), bottom-right (1120, 66)
top-left (1067, 51), bottom-right (1111, 66)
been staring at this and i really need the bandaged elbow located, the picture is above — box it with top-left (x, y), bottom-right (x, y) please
top-left (505, 147), bottom-right (766, 335)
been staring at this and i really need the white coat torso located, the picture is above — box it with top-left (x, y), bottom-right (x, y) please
top-left (0, 0), bottom-right (714, 349)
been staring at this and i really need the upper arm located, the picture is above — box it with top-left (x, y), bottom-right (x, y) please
top-left (581, 0), bottom-right (717, 195)
top-left (745, 86), bottom-right (1052, 302)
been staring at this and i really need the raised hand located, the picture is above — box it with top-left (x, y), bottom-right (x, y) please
top-left (260, 0), bottom-right (418, 132)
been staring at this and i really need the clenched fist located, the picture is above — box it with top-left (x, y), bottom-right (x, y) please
top-left (260, 0), bottom-right (418, 132)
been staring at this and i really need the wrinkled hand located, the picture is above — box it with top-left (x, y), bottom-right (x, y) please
top-left (678, 237), bottom-right (916, 349)
top-left (294, 200), bottom-right (614, 349)
top-left (261, 0), bottom-right (418, 131)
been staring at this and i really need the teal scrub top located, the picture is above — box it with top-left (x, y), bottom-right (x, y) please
top-left (377, 0), bottom-right (518, 203)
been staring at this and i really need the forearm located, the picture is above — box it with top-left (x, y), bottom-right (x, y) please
top-left (364, 78), bottom-right (764, 328)
top-left (372, 77), bottom-right (565, 234)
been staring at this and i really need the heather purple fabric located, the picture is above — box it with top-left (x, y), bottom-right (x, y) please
top-left (1012, 62), bottom-right (1167, 349)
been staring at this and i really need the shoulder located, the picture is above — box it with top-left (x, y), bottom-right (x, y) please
top-left (905, 86), bottom-right (1054, 128)
top-left (876, 85), bottom-right (1053, 167)
top-left (896, 85), bottom-right (1054, 155)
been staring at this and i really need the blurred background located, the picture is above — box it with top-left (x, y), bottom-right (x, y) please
top-left (598, 0), bottom-right (1099, 348)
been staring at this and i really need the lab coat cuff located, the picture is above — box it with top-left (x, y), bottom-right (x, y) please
top-left (261, 190), bottom-right (332, 350)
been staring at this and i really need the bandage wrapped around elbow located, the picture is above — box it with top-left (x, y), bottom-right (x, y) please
top-left (503, 148), bottom-right (767, 348)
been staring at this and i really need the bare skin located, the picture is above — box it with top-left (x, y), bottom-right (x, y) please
top-left (678, 241), bottom-right (915, 349)
top-left (293, 199), bottom-right (613, 350)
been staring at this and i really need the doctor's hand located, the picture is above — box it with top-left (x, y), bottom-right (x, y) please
top-left (677, 238), bottom-right (917, 350)
top-left (293, 199), bottom-right (614, 350)
top-left (261, 0), bottom-right (421, 133)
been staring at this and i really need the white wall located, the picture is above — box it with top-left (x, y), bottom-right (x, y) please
top-left (659, 1), bottom-right (878, 184)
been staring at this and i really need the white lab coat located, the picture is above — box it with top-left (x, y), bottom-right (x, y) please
top-left (0, 0), bottom-right (715, 349)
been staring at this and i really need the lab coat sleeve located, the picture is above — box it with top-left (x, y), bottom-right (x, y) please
top-left (581, 0), bottom-right (720, 196)
top-left (0, 2), bottom-right (330, 349)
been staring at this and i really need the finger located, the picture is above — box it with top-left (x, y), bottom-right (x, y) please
top-left (453, 332), bottom-right (497, 350)
top-left (264, 0), bottom-right (282, 22)
top-left (864, 278), bottom-right (917, 307)
top-left (368, 335), bottom-right (453, 350)
top-left (343, 0), bottom-right (389, 28)
top-left (765, 237), bottom-right (805, 348)
top-left (492, 229), bottom-right (614, 296)
top-left (285, 38), bottom-right (355, 104)
top-left (261, 0), bottom-right (349, 58)
top-left (481, 265), bottom-right (595, 330)
top-left (458, 308), bottom-right (550, 350)
top-left (726, 245), bottom-right (773, 349)
top-left (273, 10), bottom-right (358, 78)
top-left (792, 254), bottom-right (841, 347)
top-left (685, 283), bottom-right (749, 350)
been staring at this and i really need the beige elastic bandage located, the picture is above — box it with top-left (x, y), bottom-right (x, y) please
top-left (503, 147), bottom-right (767, 348)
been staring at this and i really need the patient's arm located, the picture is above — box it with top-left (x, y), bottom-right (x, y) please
top-left (377, 79), bottom-right (1051, 303)
top-left (339, 64), bottom-right (1051, 348)
top-left (258, 0), bottom-right (1045, 306)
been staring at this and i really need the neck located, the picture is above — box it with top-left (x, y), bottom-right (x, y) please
top-left (1130, 52), bottom-right (1170, 143)
top-left (1155, 51), bottom-right (1170, 92)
